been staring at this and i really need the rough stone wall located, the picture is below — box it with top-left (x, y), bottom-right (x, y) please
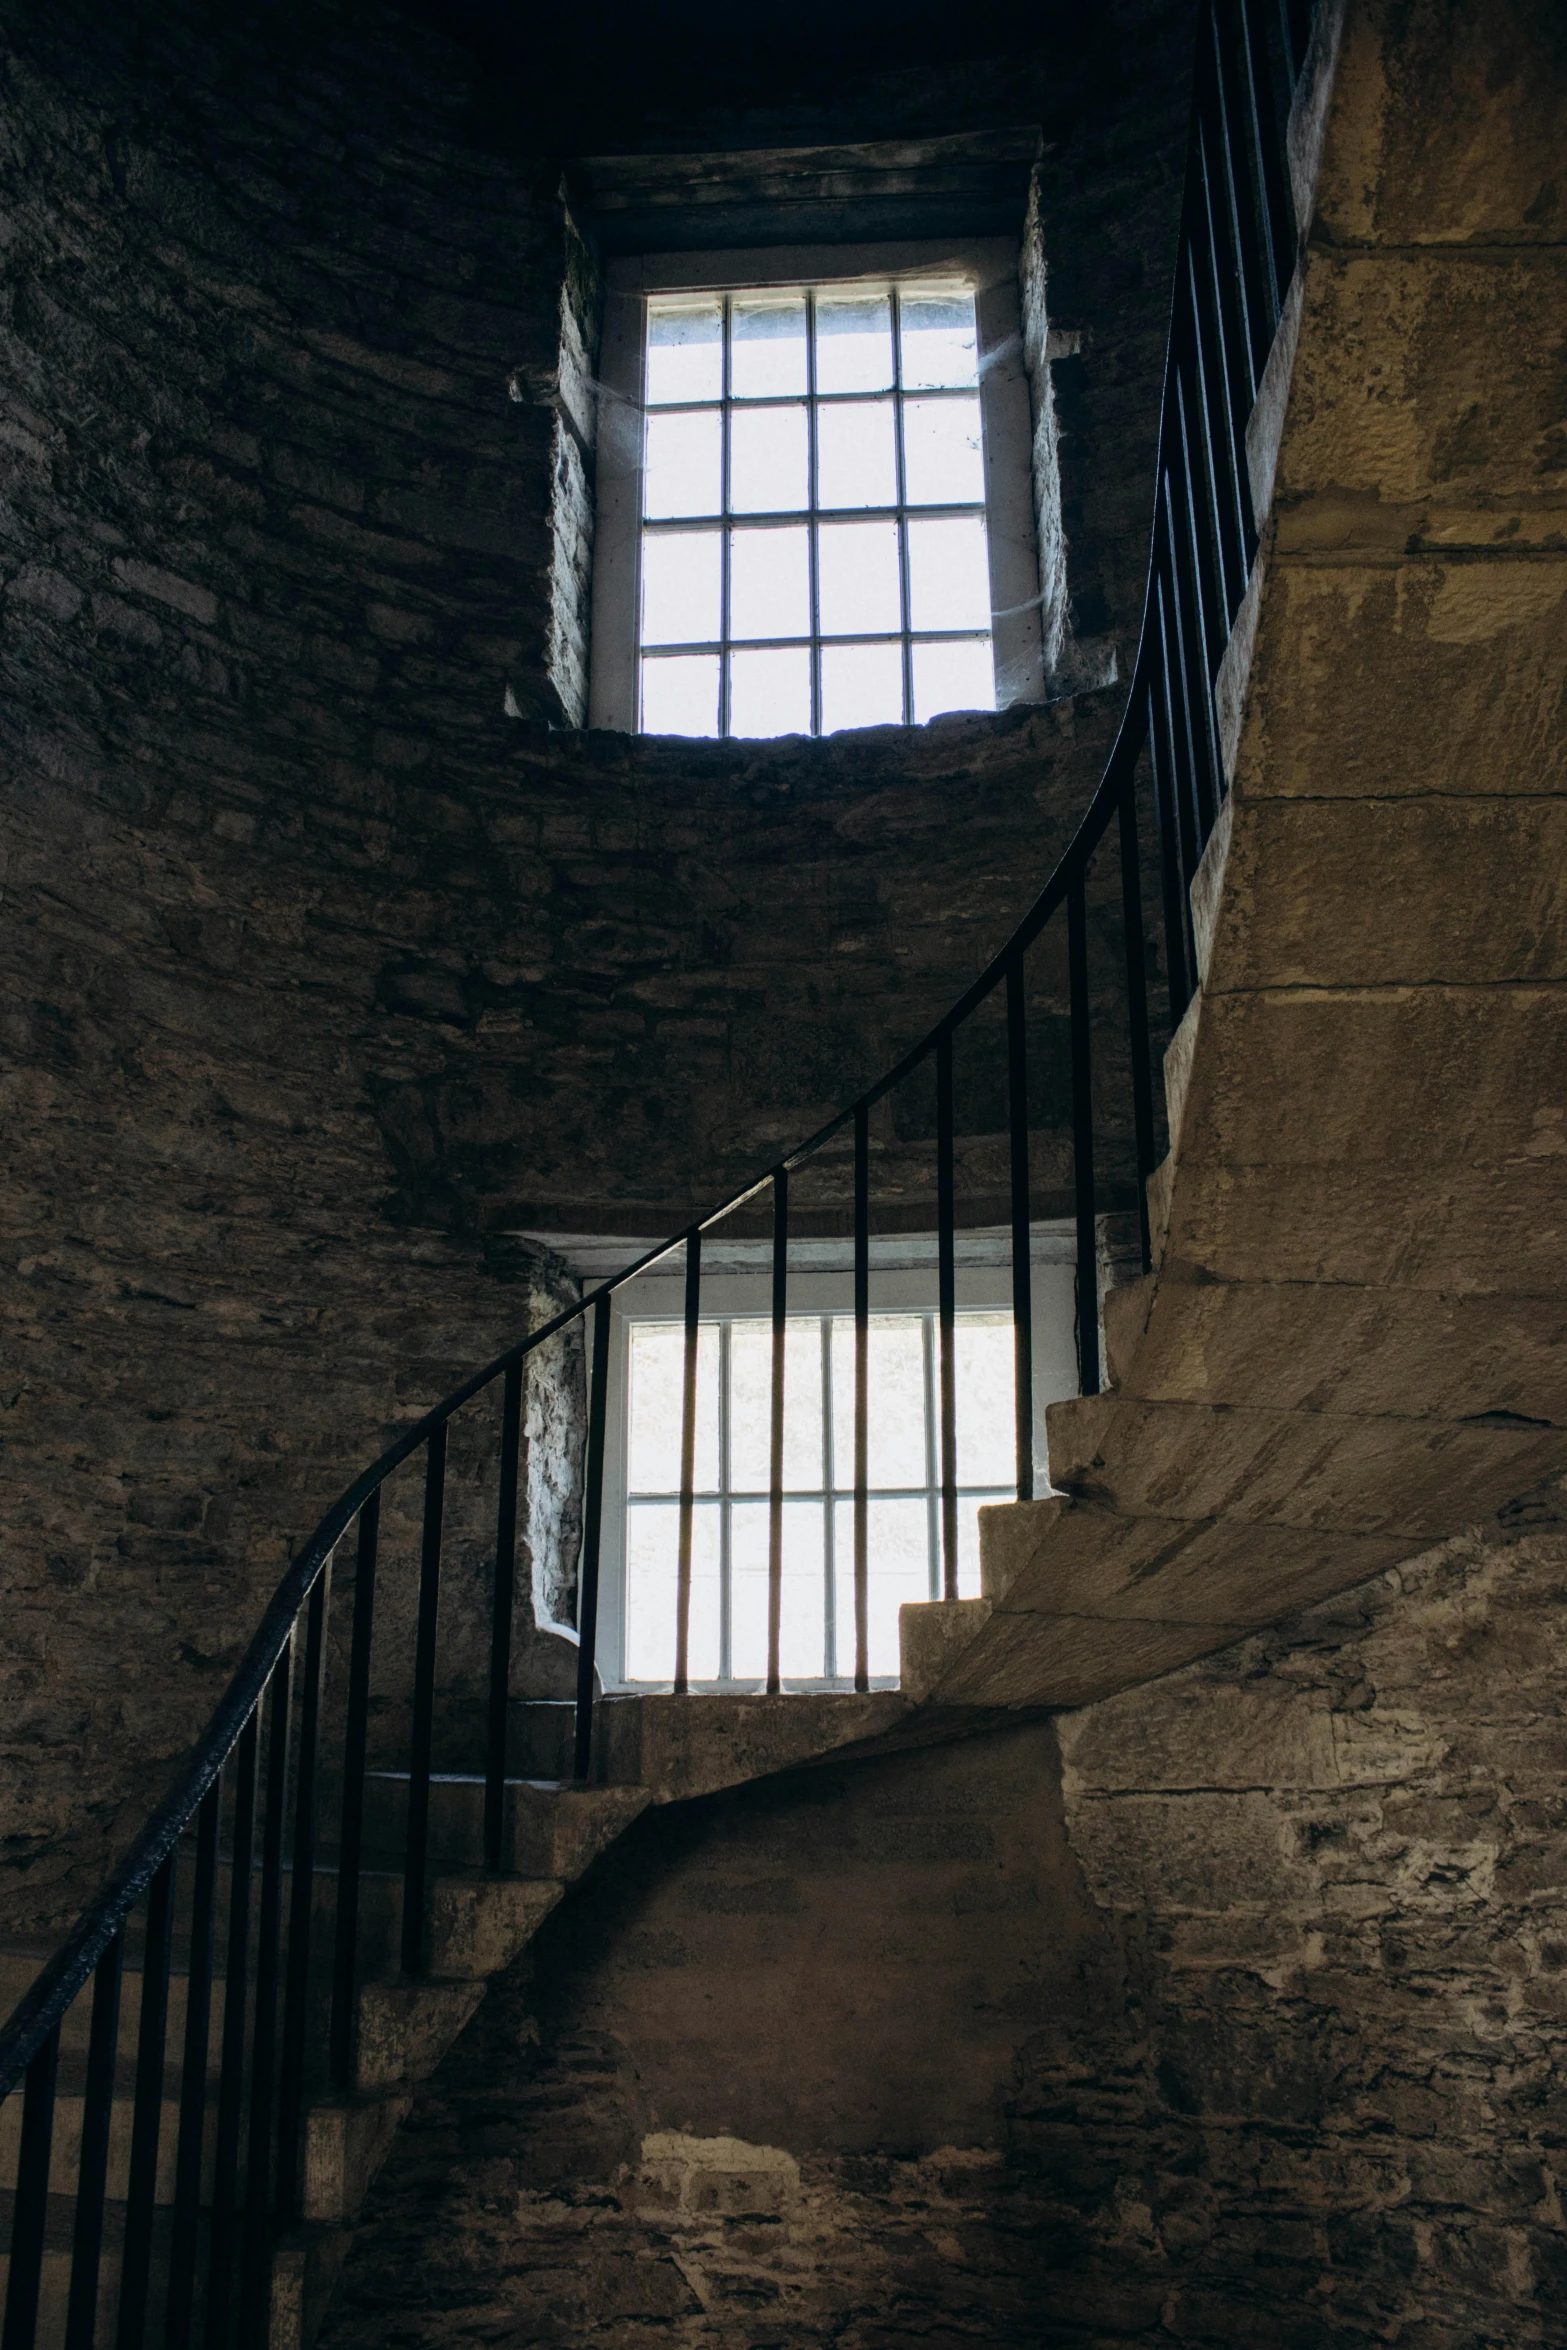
top-left (0, 0), bottom-right (1187, 1923)
top-left (320, 1514), bottom-right (1567, 2349)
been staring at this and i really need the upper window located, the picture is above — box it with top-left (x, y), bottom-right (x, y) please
top-left (589, 241), bottom-right (1045, 738)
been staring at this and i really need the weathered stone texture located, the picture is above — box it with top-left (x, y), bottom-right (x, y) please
top-left (321, 1515), bottom-right (1567, 2348)
top-left (0, 0), bottom-right (1188, 1923)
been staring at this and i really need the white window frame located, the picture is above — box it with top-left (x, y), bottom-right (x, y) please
top-left (588, 237), bottom-right (1046, 734)
top-left (593, 1226), bottom-right (1081, 1689)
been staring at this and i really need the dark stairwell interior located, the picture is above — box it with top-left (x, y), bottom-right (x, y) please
top-left (1, 3), bottom-right (1565, 2347)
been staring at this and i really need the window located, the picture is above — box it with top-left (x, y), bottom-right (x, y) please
top-left (621, 1307), bottom-right (1012, 1684)
top-left (585, 1231), bottom-right (1085, 1690)
top-left (589, 241), bottom-right (1045, 737)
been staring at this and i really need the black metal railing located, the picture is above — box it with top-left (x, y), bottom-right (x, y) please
top-left (0, 3), bottom-right (1317, 2342)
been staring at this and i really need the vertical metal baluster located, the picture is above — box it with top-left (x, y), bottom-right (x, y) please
top-left (1173, 369), bottom-right (1227, 813)
top-left (1154, 551), bottom-right (1205, 974)
top-left (1212, 0), bottom-right (1271, 393)
top-left (117, 1848), bottom-right (175, 2350)
top-left (1005, 960), bottom-right (1034, 1501)
top-left (935, 1034), bottom-right (959, 1602)
top-left (1279, 0), bottom-right (1312, 79)
top-left (1148, 652), bottom-right (1194, 1028)
top-left (1186, 201), bottom-right (1245, 631)
top-left (573, 1297), bottom-right (613, 1781)
top-left (1163, 464), bottom-right (1220, 855)
top-left (1118, 741), bottom-right (1159, 1275)
top-left (2, 2023), bottom-right (59, 2350)
top-left (63, 1936), bottom-right (122, 2350)
top-left (276, 1567), bottom-right (331, 2226)
top-left (330, 1494), bottom-right (378, 2093)
top-left (852, 1103), bottom-right (870, 1693)
top-left (403, 1428), bottom-right (447, 1977)
top-left (1194, 80), bottom-right (1259, 580)
top-left (674, 1233), bottom-right (702, 1697)
top-left (766, 1169), bottom-right (788, 1694)
top-left (205, 1713), bottom-right (257, 2350)
top-left (240, 1651), bottom-right (292, 2342)
top-left (1068, 867), bottom-right (1101, 1395)
top-left (1237, 0), bottom-right (1294, 327)
top-left (165, 1780), bottom-right (220, 2350)
top-left (485, 1364), bottom-right (524, 1869)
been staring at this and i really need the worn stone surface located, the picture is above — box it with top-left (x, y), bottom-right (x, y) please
top-left (318, 1518), bottom-right (1567, 2348)
top-left (0, 0), bottom-right (1192, 1925)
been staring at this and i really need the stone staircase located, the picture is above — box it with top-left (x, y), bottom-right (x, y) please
top-left (897, 0), bottom-right (1567, 1719)
top-left (0, 1691), bottom-right (914, 2350)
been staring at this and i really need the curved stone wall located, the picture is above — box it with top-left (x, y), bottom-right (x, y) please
top-left (0, 0), bottom-right (1187, 1921)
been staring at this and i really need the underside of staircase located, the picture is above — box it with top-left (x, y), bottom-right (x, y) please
top-left (900, 0), bottom-right (1567, 1717)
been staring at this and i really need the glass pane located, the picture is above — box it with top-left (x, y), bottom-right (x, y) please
top-left (954, 1314), bottom-right (1016, 1487)
top-left (641, 528), bottom-right (721, 645)
top-left (646, 299), bottom-right (723, 405)
top-left (821, 641), bottom-right (903, 733)
top-left (815, 293), bottom-right (894, 394)
top-left (728, 1317), bottom-right (823, 1491)
top-left (625, 1500), bottom-right (721, 1682)
top-left (731, 297), bottom-right (808, 398)
top-left (643, 409), bottom-right (721, 520)
top-left (903, 396), bottom-right (985, 507)
top-left (817, 399), bottom-right (897, 510)
top-left (833, 1496), bottom-right (930, 1679)
top-left (957, 1494), bottom-right (1004, 1602)
top-left (817, 519), bottom-right (901, 637)
top-left (730, 525), bottom-right (810, 641)
top-left (641, 654), bottom-right (719, 736)
top-left (730, 404), bottom-right (808, 515)
top-left (829, 1314), bottom-right (929, 1489)
top-left (913, 637), bottom-right (995, 722)
top-left (730, 646), bottom-right (811, 738)
top-left (900, 290), bottom-right (978, 390)
top-left (627, 1319), bottom-right (721, 1493)
top-left (907, 515), bottom-right (991, 630)
top-left (731, 1499), bottom-right (826, 1681)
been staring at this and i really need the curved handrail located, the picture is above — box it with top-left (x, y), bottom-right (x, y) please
top-left (0, 5), bottom-right (1318, 2329)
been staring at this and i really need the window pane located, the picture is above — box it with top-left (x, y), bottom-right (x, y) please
top-left (829, 1315), bottom-right (929, 1488)
top-left (641, 529), bottom-right (721, 645)
top-left (817, 399), bottom-right (896, 509)
top-left (953, 1314), bottom-right (1016, 1487)
top-left (817, 519), bottom-right (901, 637)
top-left (728, 1317), bottom-right (823, 1490)
top-left (903, 395), bottom-right (985, 507)
top-left (641, 654), bottom-right (720, 736)
top-left (644, 408), bottom-right (721, 519)
top-left (913, 637), bottom-right (995, 722)
top-left (730, 525), bottom-right (810, 641)
top-left (731, 1499), bottom-right (825, 1681)
top-left (821, 641), bottom-right (902, 733)
top-left (907, 515), bottom-right (991, 631)
top-left (731, 297), bottom-right (808, 398)
top-left (833, 1496), bottom-right (930, 1678)
top-left (815, 294), bottom-right (894, 393)
top-left (900, 291), bottom-right (978, 390)
top-left (730, 404), bottom-right (808, 514)
top-left (646, 299), bottom-right (723, 404)
top-left (627, 1319), bottom-right (720, 1493)
top-left (730, 646), bottom-right (811, 738)
top-left (625, 1499), bottom-right (721, 1682)
top-left (957, 1494), bottom-right (1003, 1601)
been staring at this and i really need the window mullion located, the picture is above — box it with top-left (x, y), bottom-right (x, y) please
top-left (820, 1314), bottom-right (836, 1680)
top-left (719, 296), bottom-right (733, 739)
top-left (891, 284), bottom-right (914, 728)
top-left (806, 289), bottom-right (822, 737)
top-left (719, 1317), bottom-right (733, 1680)
top-left (921, 1311), bottom-right (940, 1601)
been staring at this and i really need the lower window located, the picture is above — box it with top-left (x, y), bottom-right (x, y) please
top-left (619, 1307), bottom-right (1014, 1685)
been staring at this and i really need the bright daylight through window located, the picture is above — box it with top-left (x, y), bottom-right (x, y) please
top-left (620, 1308), bottom-right (1015, 1685)
top-left (636, 284), bottom-right (995, 739)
